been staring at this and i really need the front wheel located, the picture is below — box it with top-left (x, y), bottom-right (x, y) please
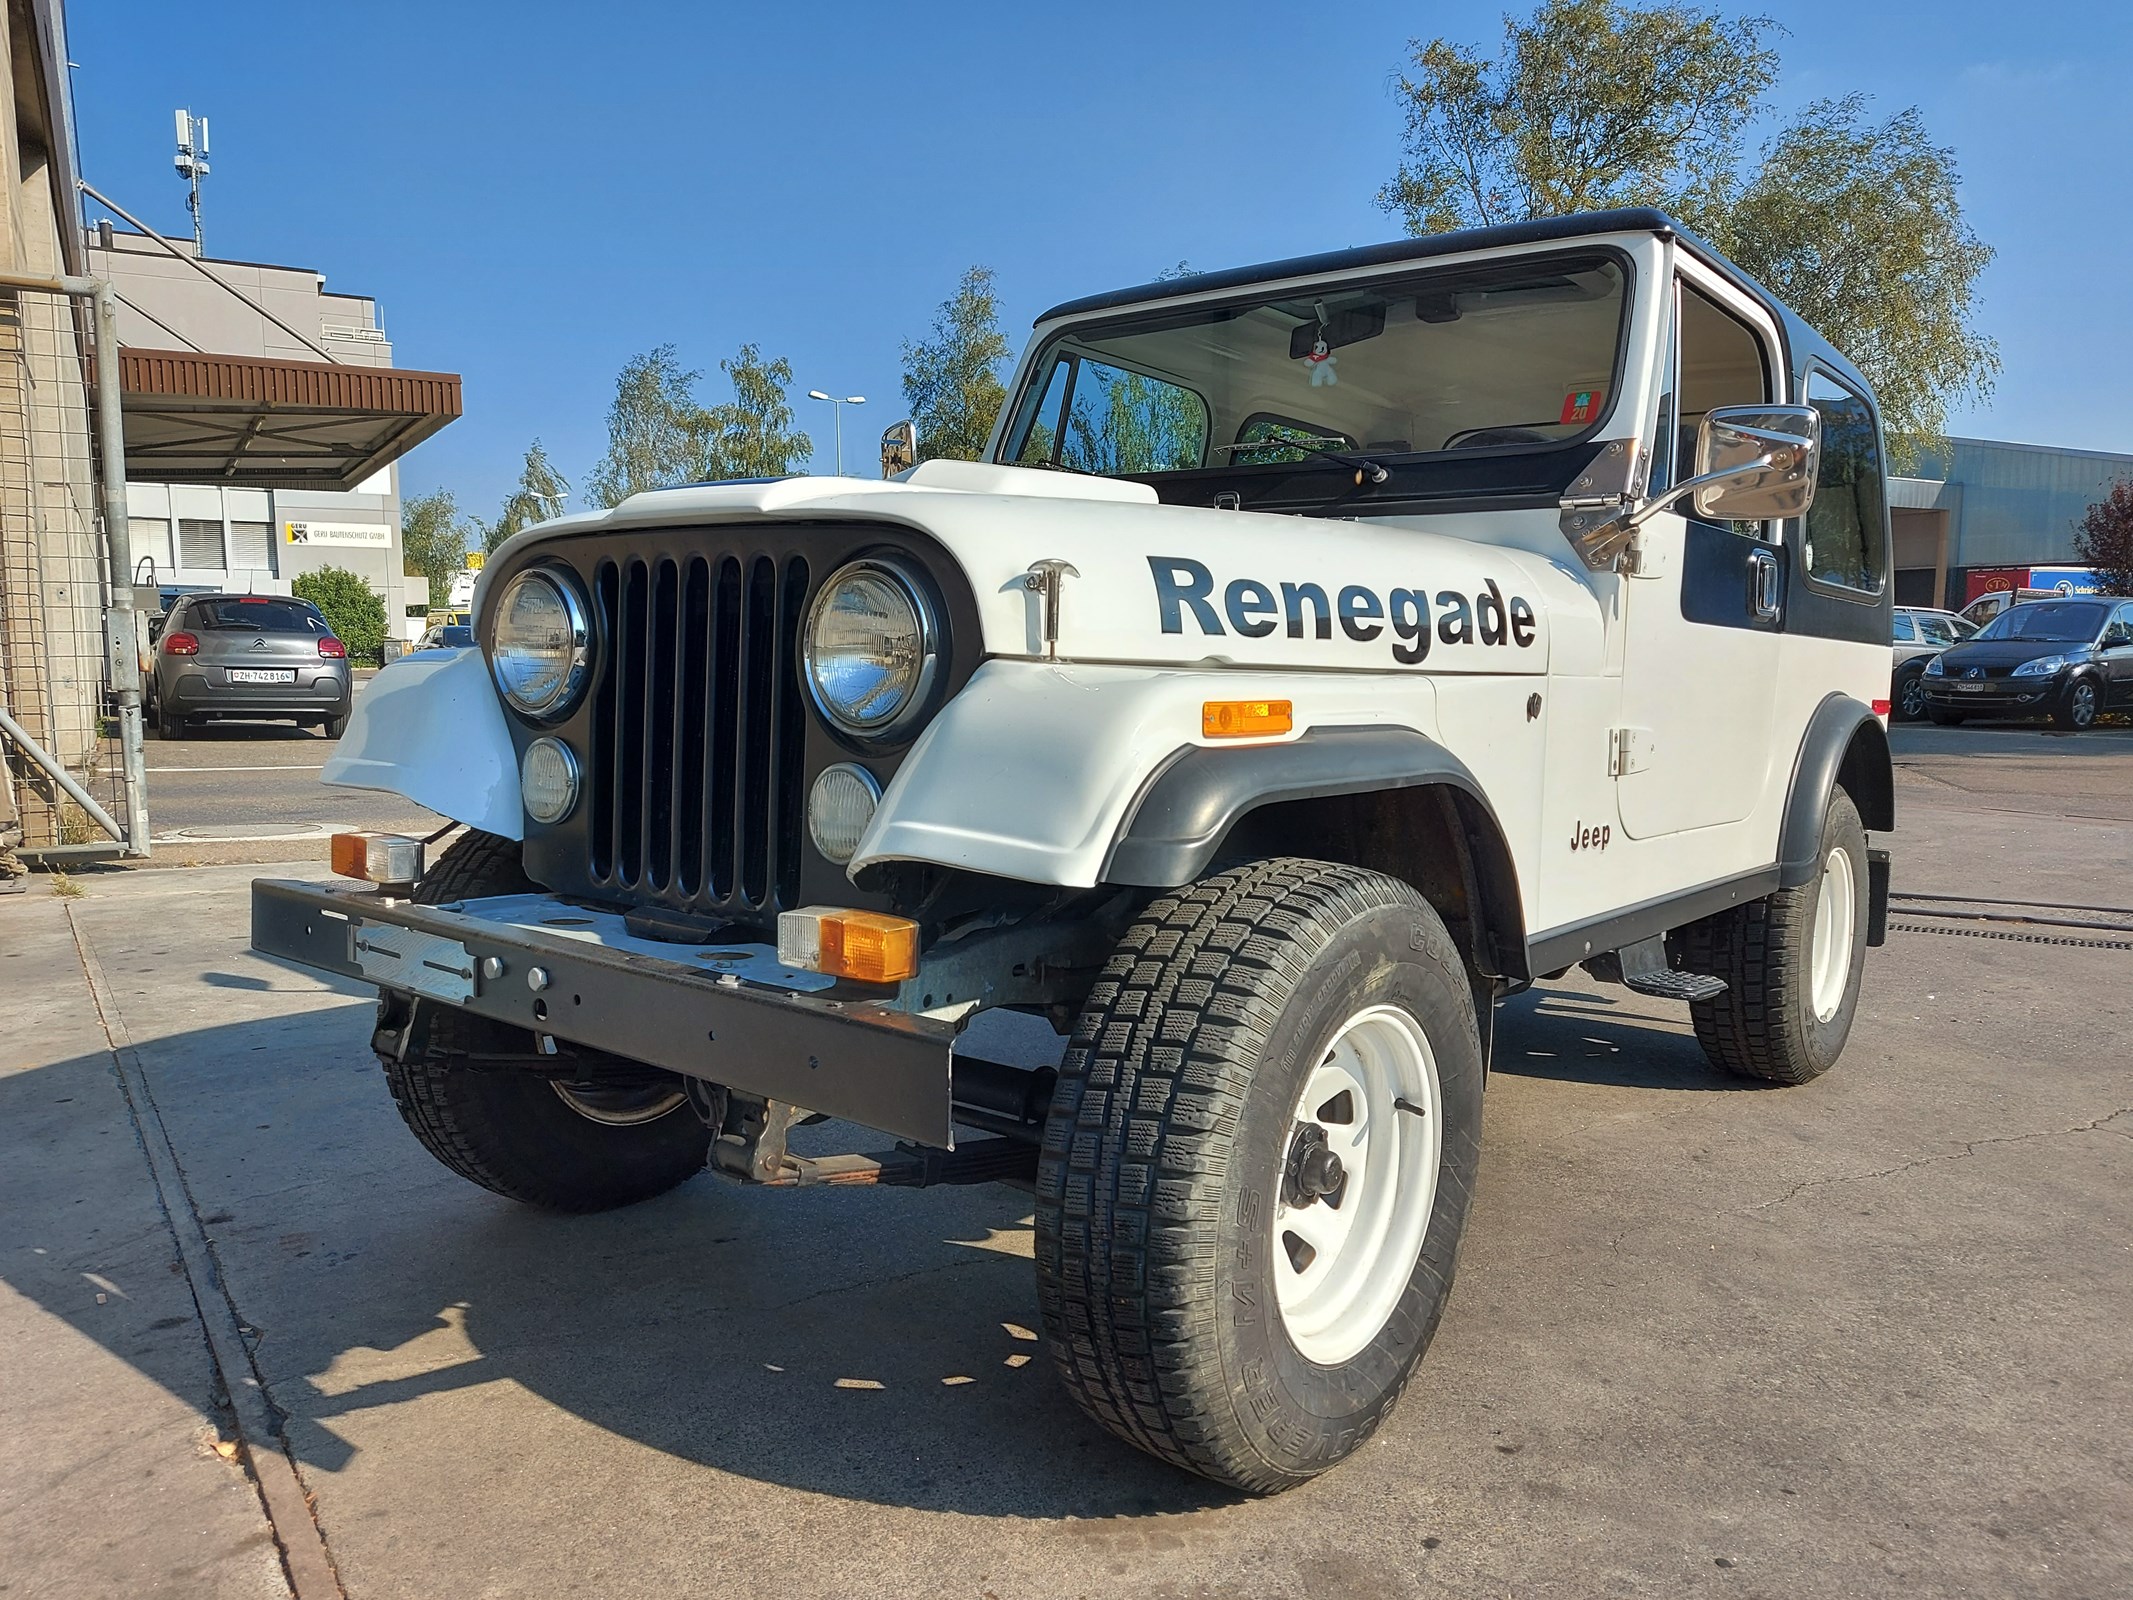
top-left (379, 831), bottom-right (709, 1211)
top-left (2053, 677), bottom-right (2099, 731)
top-left (1893, 664), bottom-right (1930, 722)
top-left (1035, 859), bottom-right (1484, 1492)
top-left (1682, 790), bottom-right (1869, 1085)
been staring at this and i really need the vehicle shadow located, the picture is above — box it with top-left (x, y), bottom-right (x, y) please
top-left (1491, 982), bottom-right (1752, 1091)
top-left (3, 1008), bottom-right (1226, 1521)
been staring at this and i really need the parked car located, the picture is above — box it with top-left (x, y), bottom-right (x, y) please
top-left (1890, 606), bottom-right (1977, 721)
top-left (1959, 587), bottom-right (2059, 628)
top-left (149, 593), bottom-right (353, 739)
top-left (416, 623), bottom-right (477, 651)
top-left (1924, 598), bottom-right (2133, 730)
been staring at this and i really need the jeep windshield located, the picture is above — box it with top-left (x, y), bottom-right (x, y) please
top-left (1001, 252), bottom-right (1628, 514)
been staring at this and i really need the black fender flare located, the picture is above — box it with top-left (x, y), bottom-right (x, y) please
top-left (1100, 725), bottom-right (1530, 979)
top-left (1779, 693), bottom-right (1893, 889)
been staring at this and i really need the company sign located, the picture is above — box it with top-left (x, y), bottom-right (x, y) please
top-left (284, 520), bottom-right (390, 548)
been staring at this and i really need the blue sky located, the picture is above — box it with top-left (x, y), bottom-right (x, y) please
top-left (70, 0), bottom-right (2132, 516)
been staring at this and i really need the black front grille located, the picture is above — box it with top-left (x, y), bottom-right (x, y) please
top-left (587, 551), bottom-right (810, 914)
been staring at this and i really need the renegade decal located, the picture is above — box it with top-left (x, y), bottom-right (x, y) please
top-left (1149, 556), bottom-right (1537, 665)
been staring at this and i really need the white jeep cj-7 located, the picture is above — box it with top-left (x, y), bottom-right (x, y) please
top-left (256, 208), bottom-right (1894, 1492)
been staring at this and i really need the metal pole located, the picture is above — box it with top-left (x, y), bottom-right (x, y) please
top-left (89, 282), bottom-right (150, 856)
top-left (833, 401), bottom-right (844, 476)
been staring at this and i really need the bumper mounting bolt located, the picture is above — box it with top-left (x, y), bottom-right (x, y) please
top-left (527, 966), bottom-right (550, 992)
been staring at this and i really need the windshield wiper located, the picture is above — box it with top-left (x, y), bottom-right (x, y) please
top-left (1214, 436), bottom-right (1389, 484)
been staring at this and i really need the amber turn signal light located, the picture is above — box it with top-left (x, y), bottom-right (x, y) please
top-left (330, 831), bottom-right (425, 887)
top-left (777, 907), bottom-right (920, 984)
top-left (1202, 699), bottom-right (1293, 739)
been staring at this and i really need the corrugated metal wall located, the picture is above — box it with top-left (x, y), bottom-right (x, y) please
top-left (1906, 437), bottom-right (2133, 570)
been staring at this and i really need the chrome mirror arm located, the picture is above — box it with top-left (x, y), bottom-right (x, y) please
top-left (1562, 451), bottom-right (1777, 573)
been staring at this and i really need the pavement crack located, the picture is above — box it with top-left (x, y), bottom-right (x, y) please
top-left (1756, 1107), bottom-right (2133, 1210)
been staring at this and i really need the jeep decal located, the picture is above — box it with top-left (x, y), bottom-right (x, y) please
top-left (1149, 556), bottom-right (1537, 666)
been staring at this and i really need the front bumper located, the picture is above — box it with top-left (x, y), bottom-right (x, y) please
top-left (251, 878), bottom-right (963, 1146)
top-left (1924, 677), bottom-right (2055, 711)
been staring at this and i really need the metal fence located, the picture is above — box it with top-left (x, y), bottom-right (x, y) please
top-left (0, 273), bottom-right (148, 869)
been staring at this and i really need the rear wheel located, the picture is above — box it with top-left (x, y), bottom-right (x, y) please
top-left (377, 831), bottom-right (709, 1212)
top-left (1682, 790), bottom-right (1869, 1085)
top-left (2053, 678), bottom-right (2099, 731)
top-left (321, 713), bottom-right (348, 739)
top-left (155, 702), bottom-right (186, 740)
top-left (1035, 858), bottom-right (1484, 1492)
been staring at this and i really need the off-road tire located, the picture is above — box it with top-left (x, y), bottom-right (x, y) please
top-left (1034, 858), bottom-right (1484, 1492)
top-left (377, 830), bottom-right (710, 1212)
top-left (2053, 677), bottom-right (2099, 731)
top-left (1682, 790), bottom-right (1869, 1085)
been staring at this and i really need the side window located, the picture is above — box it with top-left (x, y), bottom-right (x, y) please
top-left (1892, 613), bottom-right (1915, 641)
top-left (2111, 602), bottom-right (2133, 646)
top-left (1674, 284), bottom-right (1771, 493)
top-left (1803, 371), bottom-right (1888, 594)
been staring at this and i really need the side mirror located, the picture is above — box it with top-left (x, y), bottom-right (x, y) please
top-left (1692, 404), bottom-right (1821, 521)
top-left (880, 419), bottom-right (918, 478)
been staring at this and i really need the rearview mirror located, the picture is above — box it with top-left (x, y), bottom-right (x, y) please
top-left (880, 420), bottom-right (918, 478)
top-left (1692, 405), bottom-right (1820, 521)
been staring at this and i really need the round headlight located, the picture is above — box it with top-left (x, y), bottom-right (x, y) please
top-left (521, 737), bottom-right (581, 824)
top-left (807, 763), bottom-right (882, 864)
top-left (491, 569), bottom-right (590, 718)
top-left (803, 559), bottom-right (937, 737)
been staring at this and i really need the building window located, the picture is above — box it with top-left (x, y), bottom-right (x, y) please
top-left (128, 517), bottom-right (172, 575)
top-left (177, 517), bottom-right (226, 571)
top-left (229, 520), bottom-right (275, 572)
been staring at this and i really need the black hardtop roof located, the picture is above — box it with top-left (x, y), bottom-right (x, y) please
top-left (1034, 207), bottom-right (1874, 406)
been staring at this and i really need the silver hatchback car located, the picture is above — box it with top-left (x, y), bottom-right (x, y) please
top-left (149, 593), bottom-right (354, 739)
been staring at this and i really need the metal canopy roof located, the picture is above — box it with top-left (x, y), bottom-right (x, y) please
top-left (118, 347), bottom-right (462, 491)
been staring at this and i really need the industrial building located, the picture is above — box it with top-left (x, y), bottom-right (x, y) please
top-left (89, 226), bottom-right (459, 638)
top-left (1892, 436), bottom-right (2131, 609)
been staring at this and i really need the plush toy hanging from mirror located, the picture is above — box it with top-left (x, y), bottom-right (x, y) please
top-left (1303, 299), bottom-right (1339, 388)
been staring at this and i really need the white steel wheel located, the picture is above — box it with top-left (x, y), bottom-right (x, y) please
top-left (1273, 1004), bottom-right (1442, 1365)
top-left (1808, 844), bottom-right (1856, 1024)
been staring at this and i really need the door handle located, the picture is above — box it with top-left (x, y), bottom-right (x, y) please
top-left (1748, 546), bottom-right (1780, 621)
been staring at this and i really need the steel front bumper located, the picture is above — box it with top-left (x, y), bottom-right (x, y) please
top-left (251, 879), bottom-right (961, 1146)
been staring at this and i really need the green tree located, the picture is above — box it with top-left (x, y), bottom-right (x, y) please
top-left (400, 488), bottom-right (472, 608)
top-left (694, 344), bottom-right (812, 478)
top-left (1376, 0), bottom-right (1996, 449)
top-left (584, 345), bottom-right (704, 508)
top-left (2072, 479), bottom-right (2133, 598)
top-left (292, 566), bottom-right (388, 665)
top-left (1707, 97), bottom-right (1999, 465)
top-left (484, 439), bottom-right (571, 553)
top-left (901, 266), bottom-right (1012, 462)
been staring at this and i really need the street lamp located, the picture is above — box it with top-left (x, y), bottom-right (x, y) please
top-left (806, 390), bottom-right (866, 475)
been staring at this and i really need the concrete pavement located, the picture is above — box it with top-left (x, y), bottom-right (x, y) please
top-left (5, 739), bottom-right (2130, 1598)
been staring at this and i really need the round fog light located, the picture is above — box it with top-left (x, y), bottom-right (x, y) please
top-left (522, 737), bottom-right (580, 825)
top-left (808, 763), bottom-right (882, 864)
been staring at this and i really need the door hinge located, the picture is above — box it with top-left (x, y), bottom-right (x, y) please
top-left (1609, 726), bottom-right (1654, 777)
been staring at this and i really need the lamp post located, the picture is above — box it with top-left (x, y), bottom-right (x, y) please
top-left (806, 390), bottom-right (866, 475)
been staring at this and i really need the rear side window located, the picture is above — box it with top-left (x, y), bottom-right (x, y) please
top-left (1891, 613), bottom-right (1914, 642)
top-left (189, 597), bottom-right (327, 633)
top-left (1803, 371), bottom-right (1887, 595)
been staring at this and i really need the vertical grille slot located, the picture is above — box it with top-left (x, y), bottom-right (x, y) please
top-left (579, 539), bottom-right (812, 918)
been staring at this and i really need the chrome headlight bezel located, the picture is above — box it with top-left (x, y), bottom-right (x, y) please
top-left (489, 567), bottom-right (592, 721)
top-left (801, 556), bottom-right (942, 742)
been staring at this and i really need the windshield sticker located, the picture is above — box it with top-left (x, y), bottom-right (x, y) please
top-left (1149, 556), bottom-right (1536, 666)
top-left (1560, 387), bottom-right (1603, 425)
